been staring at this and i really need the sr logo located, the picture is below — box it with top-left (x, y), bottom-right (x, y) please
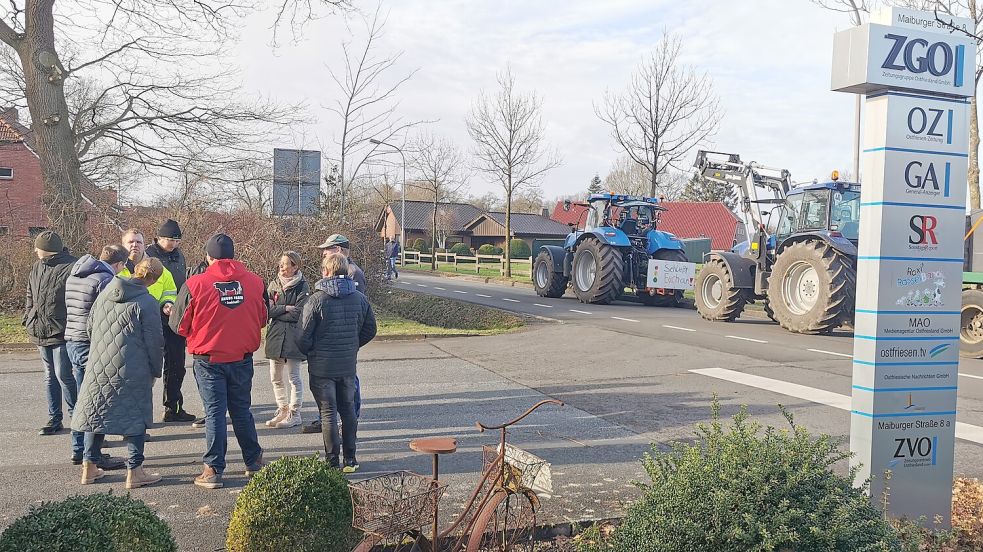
top-left (893, 436), bottom-right (936, 463)
top-left (882, 33), bottom-right (965, 84)
top-left (909, 215), bottom-right (938, 245)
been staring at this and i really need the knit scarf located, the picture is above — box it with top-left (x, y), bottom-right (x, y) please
top-left (270, 273), bottom-right (303, 295)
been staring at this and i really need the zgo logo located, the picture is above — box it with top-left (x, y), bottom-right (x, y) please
top-left (908, 214), bottom-right (938, 245)
top-left (907, 107), bottom-right (954, 145)
top-left (905, 160), bottom-right (951, 197)
top-left (888, 436), bottom-right (938, 468)
top-left (882, 33), bottom-right (966, 86)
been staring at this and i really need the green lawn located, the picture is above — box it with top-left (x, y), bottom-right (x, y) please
top-left (401, 262), bottom-right (533, 283)
top-left (0, 312), bottom-right (28, 344)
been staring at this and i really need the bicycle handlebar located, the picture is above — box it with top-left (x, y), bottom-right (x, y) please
top-left (475, 399), bottom-right (564, 432)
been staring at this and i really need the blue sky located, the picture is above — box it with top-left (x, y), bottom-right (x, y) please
top-left (236, 0), bottom-right (875, 199)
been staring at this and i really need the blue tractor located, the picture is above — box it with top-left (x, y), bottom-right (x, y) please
top-left (692, 151), bottom-right (858, 333)
top-left (533, 193), bottom-right (694, 306)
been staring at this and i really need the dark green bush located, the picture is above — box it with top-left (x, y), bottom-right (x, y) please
top-left (477, 244), bottom-right (498, 255)
top-left (411, 238), bottom-right (427, 252)
top-left (227, 455), bottom-right (357, 552)
top-left (608, 402), bottom-right (901, 552)
top-left (509, 239), bottom-right (531, 259)
top-left (0, 492), bottom-right (177, 552)
top-left (450, 243), bottom-right (471, 256)
top-left (373, 289), bottom-right (524, 330)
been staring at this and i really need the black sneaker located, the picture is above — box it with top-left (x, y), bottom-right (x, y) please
top-left (163, 409), bottom-right (197, 423)
top-left (71, 454), bottom-right (125, 470)
top-left (342, 458), bottom-right (360, 474)
top-left (39, 420), bottom-right (63, 436)
top-left (301, 420), bottom-right (322, 434)
top-left (326, 455), bottom-right (341, 469)
top-left (191, 417), bottom-right (206, 428)
top-left (71, 454), bottom-right (82, 465)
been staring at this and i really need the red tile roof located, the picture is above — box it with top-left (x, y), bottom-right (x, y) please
top-left (550, 200), bottom-right (740, 251)
top-left (0, 107), bottom-right (29, 143)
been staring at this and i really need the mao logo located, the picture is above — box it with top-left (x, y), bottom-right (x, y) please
top-left (882, 33), bottom-right (966, 85)
top-left (214, 281), bottom-right (244, 309)
top-left (908, 215), bottom-right (938, 245)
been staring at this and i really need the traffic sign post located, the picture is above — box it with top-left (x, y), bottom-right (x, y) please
top-left (831, 8), bottom-right (974, 523)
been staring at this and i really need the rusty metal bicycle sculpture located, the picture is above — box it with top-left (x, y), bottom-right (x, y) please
top-left (348, 399), bottom-right (564, 552)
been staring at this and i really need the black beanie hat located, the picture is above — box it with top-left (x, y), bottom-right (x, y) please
top-left (34, 230), bottom-right (63, 253)
top-left (205, 233), bottom-right (234, 260)
top-left (158, 219), bottom-right (182, 239)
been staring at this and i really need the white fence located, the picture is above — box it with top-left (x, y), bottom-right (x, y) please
top-left (400, 251), bottom-right (533, 275)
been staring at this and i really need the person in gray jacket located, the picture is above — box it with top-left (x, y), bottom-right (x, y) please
top-left (296, 253), bottom-right (376, 472)
top-left (72, 258), bottom-right (165, 489)
top-left (23, 230), bottom-right (77, 436)
top-left (64, 244), bottom-right (128, 469)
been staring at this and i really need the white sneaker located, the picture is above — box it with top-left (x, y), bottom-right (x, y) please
top-left (275, 410), bottom-right (302, 429)
top-left (265, 406), bottom-right (288, 427)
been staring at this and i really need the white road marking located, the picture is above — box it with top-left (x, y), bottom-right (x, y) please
top-left (502, 298), bottom-right (521, 303)
top-left (434, 287), bottom-right (446, 290)
top-left (416, 284), bottom-right (427, 288)
top-left (533, 304), bottom-right (553, 308)
top-left (725, 335), bottom-right (768, 344)
top-left (807, 348), bottom-right (853, 359)
top-left (476, 294), bottom-right (492, 298)
top-left (570, 309), bottom-right (593, 315)
top-left (961, 373), bottom-right (983, 381)
top-left (662, 325), bottom-right (696, 332)
top-left (690, 368), bottom-right (983, 445)
top-left (611, 316), bottom-right (638, 323)
top-left (453, 290), bottom-right (468, 294)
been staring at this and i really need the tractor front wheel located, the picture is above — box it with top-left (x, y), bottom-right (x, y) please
top-left (767, 240), bottom-right (854, 334)
top-left (960, 289), bottom-right (983, 358)
top-left (533, 250), bottom-right (568, 298)
top-left (694, 257), bottom-right (747, 320)
top-left (571, 237), bottom-right (624, 304)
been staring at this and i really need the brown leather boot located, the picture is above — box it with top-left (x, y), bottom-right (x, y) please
top-left (80, 461), bottom-right (105, 485)
top-left (126, 466), bottom-right (162, 489)
top-left (194, 465), bottom-right (223, 489)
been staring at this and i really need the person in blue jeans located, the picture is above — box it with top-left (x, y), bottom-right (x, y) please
top-left (169, 234), bottom-right (269, 489)
top-left (297, 253), bottom-right (377, 472)
top-left (64, 244), bottom-right (129, 470)
top-left (23, 231), bottom-right (77, 437)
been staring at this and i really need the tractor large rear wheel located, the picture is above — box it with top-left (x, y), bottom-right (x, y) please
top-left (767, 240), bottom-right (854, 334)
top-left (641, 249), bottom-right (688, 307)
top-left (695, 257), bottom-right (747, 321)
top-left (533, 250), bottom-right (568, 298)
top-left (960, 289), bottom-right (983, 358)
top-left (571, 237), bottom-right (624, 305)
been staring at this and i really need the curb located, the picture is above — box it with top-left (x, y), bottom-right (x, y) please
top-left (374, 333), bottom-right (483, 341)
top-left (0, 343), bottom-right (34, 351)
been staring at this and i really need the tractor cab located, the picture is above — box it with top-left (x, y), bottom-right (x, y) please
top-left (777, 176), bottom-right (860, 248)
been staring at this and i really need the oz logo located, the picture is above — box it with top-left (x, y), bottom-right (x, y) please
top-left (907, 107), bottom-right (953, 145)
top-left (909, 215), bottom-right (938, 246)
top-left (905, 160), bottom-right (951, 198)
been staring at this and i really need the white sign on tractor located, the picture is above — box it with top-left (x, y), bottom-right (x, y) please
top-left (647, 259), bottom-right (696, 291)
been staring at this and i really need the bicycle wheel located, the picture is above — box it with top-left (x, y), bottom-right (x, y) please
top-left (353, 531), bottom-right (432, 552)
top-left (465, 489), bottom-right (538, 552)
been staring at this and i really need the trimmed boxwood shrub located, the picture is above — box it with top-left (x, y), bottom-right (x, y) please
top-left (411, 238), bottom-right (427, 252)
top-left (605, 402), bottom-right (901, 552)
top-left (450, 243), bottom-right (471, 256)
top-left (476, 243), bottom-right (498, 255)
top-left (374, 289), bottom-right (524, 330)
top-left (0, 492), bottom-right (177, 552)
top-left (508, 239), bottom-right (531, 259)
top-left (227, 455), bottom-right (357, 552)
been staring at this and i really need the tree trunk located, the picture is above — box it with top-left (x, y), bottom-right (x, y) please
top-left (17, 0), bottom-right (88, 252)
top-left (431, 195), bottom-right (438, 271)
top-left (649, 166), bottom-right (658, 198)
top-left (970, 94), bottom-right (981, 210)
top-left (505, 183), bottom-right (512, 278)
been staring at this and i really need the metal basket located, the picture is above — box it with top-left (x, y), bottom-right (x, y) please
top-left (482, 444), bottom-right (547, 493)
top-left (349, 471), bottom-right (447, 538)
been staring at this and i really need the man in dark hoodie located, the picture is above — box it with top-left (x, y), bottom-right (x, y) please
top-left (169, 234), bottom-right (268, 489)
top-left (146, 219), bottom-right (196, 423)
top-left (64, 244), bottom-right (129, 468)
top-left (23, 231), bottom-right (78, 436)
top-left (297, 252), bottom-right (376, 472)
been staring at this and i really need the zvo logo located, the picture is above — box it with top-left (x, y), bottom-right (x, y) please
top-left (893, 436), bottom-right (937, 465)
top-left (909, 215), bottom-right (938, 245)
top-left (882, 34), bottom-right (966, 86)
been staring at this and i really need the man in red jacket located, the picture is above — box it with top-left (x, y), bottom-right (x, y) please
top-left (169, 234), bottom-right (268, 489)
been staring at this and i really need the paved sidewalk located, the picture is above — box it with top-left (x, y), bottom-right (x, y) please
top-left (0, 336), bottom-right (649, 551)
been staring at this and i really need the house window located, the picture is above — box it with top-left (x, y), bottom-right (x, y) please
top-left (0, 167), bottom-right (12, 179)
top-left (0, 226), bottom-right (8, 236)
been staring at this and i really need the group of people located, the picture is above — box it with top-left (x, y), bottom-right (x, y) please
top-left (23, 222), bottom-right (377, 490)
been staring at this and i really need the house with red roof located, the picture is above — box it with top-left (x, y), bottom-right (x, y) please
top-left (0, 107), bottom-right (122, 238)
top-left (550, 199), bottom-right (744, 251)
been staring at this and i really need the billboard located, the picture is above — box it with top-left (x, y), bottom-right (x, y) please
top-left (272, 148), bottom-right (321, 216)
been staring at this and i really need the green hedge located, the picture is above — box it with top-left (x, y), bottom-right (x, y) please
top-left (227, 455), bottom-right (357, 552)
top-left (0, 493), bottom-right (177, 552)
top-left (450, 243), bottom-right (471, 256)
top-left (411, 238), bottom-right (428, 253)
top-left (509, 239), bottom-right (531, 259)
top-left (476, 244), bottom-right (498, 255)
top-left (373, 289), bottom-right (524, 330)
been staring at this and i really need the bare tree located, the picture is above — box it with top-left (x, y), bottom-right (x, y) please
top-left (467, 68), bottom-right (561, 277)
top-left (408, 133), bottom-right (469, 269)
top-left (325, 3), bottom-right (427, 222)
top-left (0, 0), bottom-right (348, 251)
top-left (603, 155), bottom-right (650, 196)
top-left (596, 32), bottom-right (721, 199)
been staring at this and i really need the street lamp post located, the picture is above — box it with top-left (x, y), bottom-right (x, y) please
top-left (369, 139), bottom-right (407, 266)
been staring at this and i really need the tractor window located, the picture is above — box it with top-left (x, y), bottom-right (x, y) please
top-left (797, 191), bottom-right (830, 231)
top-left (830, 190), bottom-right (860, 240)
top-left (777, 195), bottom-right (803, 236)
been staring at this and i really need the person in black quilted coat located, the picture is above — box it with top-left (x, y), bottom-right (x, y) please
top-left (296, 253), bottom-right (376, 472)
top-left (71, 258), bottom-right (165, 489)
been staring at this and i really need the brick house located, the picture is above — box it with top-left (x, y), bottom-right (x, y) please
top-left (0, 107), bottom-right (121, 238)
top-left (550, 199), bottom-right (744, 251)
